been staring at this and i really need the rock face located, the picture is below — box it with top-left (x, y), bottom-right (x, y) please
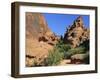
top-left (26, 12), bottom-right (59, 67)
top-left (63, 16), bottom-right (89, 48)
top-left (26, 12), bottom-right (50, 39)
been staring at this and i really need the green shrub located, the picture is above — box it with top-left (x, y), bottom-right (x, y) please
top-left (57, 44), bottom-right (71, 52)
top-left (64, 46), bottom-right (85, 59)
top-left (45, 48), bottom-right (64, 66)
top-left (45, 38), bottom-right (89, 66)
top-left (55, 40), bottom-right (71, 53)
top-left (83, 51), bottom-right (89, 64)
top-left (79, 40), bottom-right (89, 51)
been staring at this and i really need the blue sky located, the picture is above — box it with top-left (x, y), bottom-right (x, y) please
top-left (43, 13), bottom-right (90, 36)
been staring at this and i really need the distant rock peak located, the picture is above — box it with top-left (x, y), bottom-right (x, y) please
top-left (64, 16), bottom-right (89, 48)
top-left (74, 16), bottom-right (83, 28)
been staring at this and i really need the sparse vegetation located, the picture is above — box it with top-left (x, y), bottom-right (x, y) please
top-left (45, 38), bottom-right (89, 66)
top-left (55, 40), bottom-right (71, 52)
top-left (45, 39), bottom-right (71, 66)
top-left (83, 51), bottom-right (89, 64)
top-left (45, 48), bottom-right (64, 66)
top-left (64, 46), bottom-right (86, 59)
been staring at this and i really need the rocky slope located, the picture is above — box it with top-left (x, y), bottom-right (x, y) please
top-left (26, 12), bottom-right (59, 67)
top-left (63, 16), bottom-right (89, 48)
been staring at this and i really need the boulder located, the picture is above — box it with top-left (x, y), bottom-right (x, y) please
top-left (71, 53), bottom-right (88, 64)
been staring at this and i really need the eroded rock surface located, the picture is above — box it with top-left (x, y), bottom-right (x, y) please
top-left (63, 16), bottom-right (89, 48)
top-left (26, 12), bottom-right (59, 66)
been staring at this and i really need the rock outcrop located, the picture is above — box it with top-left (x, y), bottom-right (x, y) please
top-left (26, 12), bottom-right (50, 39)
top-left (63, 16), bottom-right (89, 48)
top-left (26, 12), bottom-right (59, 67)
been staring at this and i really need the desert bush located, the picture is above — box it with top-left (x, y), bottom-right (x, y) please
top-left (79, 40), bottom-right (89, 51)
top-left (64, 46), bottom-right (85, 59)
top-left (45, 39), bottom-right (71, 66)
top-left (55, 39), bottom-right (71, 53)
top-left (45, 38), bottom-right (89, 66)
top-left (45, 48), bottom-right (64, 66)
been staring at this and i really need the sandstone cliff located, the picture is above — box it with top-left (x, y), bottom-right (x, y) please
top-left (26, 12), bottom-right (59, 66)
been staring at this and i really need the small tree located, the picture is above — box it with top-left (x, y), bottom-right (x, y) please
top-left (60, 35), bottom-right (63, 40)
